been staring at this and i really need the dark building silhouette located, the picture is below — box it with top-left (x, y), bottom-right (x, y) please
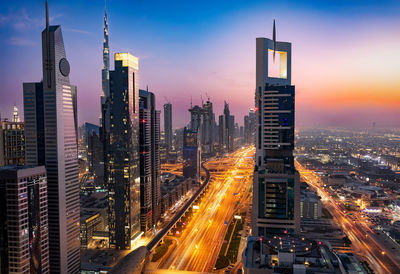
top-left (182, 127), bottom-right (201, 180)
top-left (105, 53), bottom-right (141, 249)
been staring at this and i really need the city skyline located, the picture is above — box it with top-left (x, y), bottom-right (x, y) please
top-left (1, 0), bottom-right (400, 128)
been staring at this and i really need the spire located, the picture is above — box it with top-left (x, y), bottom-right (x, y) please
top-left (273, 19), bottom-right (276, 63)
top-left (45, 0), bottom-right (49, 30)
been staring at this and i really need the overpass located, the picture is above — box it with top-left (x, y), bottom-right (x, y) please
top-left (108, 162), bottom-right (211, 274)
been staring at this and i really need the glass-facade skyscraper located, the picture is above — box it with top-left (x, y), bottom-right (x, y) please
top-left (23, 2), bottom-right (80, 272)
top-left (139, 89), bottom-right (161, 232)
top-left (106, 53), bottom-right (141, 249)
top-left (252, 25), bottom-right (300, 236)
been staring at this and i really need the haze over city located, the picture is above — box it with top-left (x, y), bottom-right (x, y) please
top-left (1, 0), bottom-right (399, 128)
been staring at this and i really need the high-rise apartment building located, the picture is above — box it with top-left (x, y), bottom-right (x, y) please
top-left (0, 113), bottom-right (24, 166)
top-left (139, 89), bottom-right (161, 232)
top-left (163, 103), bottom-right (172, 151)
top-left (22, 2), bottom-right (80, 272)
top-left (105, 53), bottom-right (141, 249)
top-left (252, 22), bottom-right (300, 236)
top-left (0, 166), bottom-right (49, 274)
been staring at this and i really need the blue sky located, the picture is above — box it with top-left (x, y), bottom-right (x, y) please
top-left (1, 0), bottom-right (400, 128)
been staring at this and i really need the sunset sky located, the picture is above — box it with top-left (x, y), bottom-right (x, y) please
top-left (0, 0), bottom-right (399, 128)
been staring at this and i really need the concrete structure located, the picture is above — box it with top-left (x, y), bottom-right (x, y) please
top-left (139, 89), bottom-right (161, 232)
top-left (22, 2), bottom-right (80, 272)
top-left (0, 166), bottom-right (49, 274)
top-left (253, 21), bottom-right (300, 236)
top-left (0, 118), bottom-right (24, 166)
top-left (163, 103), bottom-right (172, 152)
top-left (105, 53), bottom-right (141, 249)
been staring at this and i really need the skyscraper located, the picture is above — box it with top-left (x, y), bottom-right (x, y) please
top-left (182, 127), bottom-right (201, 180)
top-left (200, 100), bottom-right (215, 156)
top-left (0, 166), bottom-right (49, 274)
top-left (0, 111), bottom-right (24, 166)
top-left (139, 89), bottom-right (161, 231)
top-left (106, 53), bottom-right (141, 249)
top-left (218, 102), bottom-right (234, 153)
top-left (23, 2), bottom-right (80, 272)
top-left (163, 103), bottom-right (172, 152)
top-left (252, 22), bottom-right (300, 236)
top-left (101, 2), bottom-right (110, 110)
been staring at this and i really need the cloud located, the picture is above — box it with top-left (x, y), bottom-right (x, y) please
top-left (63, 27), bottom-right (92, 35)
top-left (7, 36), bottom-right (36, 46)
top-left (0, 8), bottom-right (41, 30)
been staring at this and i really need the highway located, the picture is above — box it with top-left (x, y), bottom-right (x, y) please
top-left (295, 160), bottom-right (400, 274)
top-left (158, 146), bottom-right (255, 272)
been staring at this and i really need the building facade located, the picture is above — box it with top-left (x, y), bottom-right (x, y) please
top-left (0, 166), bottom-right (49, 274)
top-left (163, 103), bottom-right (172, 152)
top-left (182, 127), bottom-right (201, 180)
top-left (139, 89), bottom-right (161, 230)
top-left (0, 118), bottom-right (24, 166)
top-left (105, 53), bottom-right (141, 249)
top-left (252, 24), bottom-right (300, 236)
top-left (22, 3), bottom-right (80, 272)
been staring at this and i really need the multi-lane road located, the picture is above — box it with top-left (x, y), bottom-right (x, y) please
top-left (158, 146), bottom-right (255, 272)
top-left (295, 160), bottom-right (400, 274)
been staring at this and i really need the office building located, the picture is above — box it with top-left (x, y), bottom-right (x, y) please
top-left (105, 53), bottom-right (141, 249)
top-left (0, 166), bottom-right (49, 274)
top-left (163, 103), bottom-right (172, 152)
top-left (22, 2), bottom-right (80, 272)
top-left (139, 89), bottom-right (161, 232)
top-left (0, 113), bottom-right (24, 166)
top-left (182, 127), bottom-right (201, 180)
top-left (252, 21), bottom-right (300, 236)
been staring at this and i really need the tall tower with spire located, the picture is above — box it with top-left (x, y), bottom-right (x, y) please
top-left (23, 1), bottom-right (80, 272)
top-left (102, 1), bottom-right (110, 101)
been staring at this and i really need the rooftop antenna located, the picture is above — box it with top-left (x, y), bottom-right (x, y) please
top-left (200, 94), bottom-right (203, 105)
top-left (190, 96), bottom-right (192, 108)
top-left (146, 85), bottom-right (148, 92)
top-left (46, 0), bottom-right (49, 29)
top-left (273, 19), bottom-right (276, 63)
top-left (206, 92), bottom-right (210, 102)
